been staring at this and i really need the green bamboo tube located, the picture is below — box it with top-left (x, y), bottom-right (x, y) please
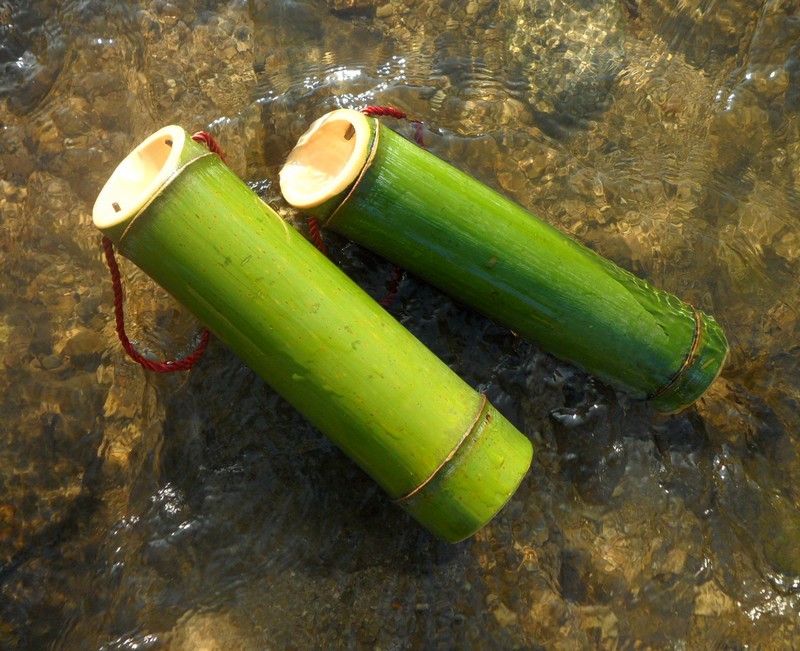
top-left (92, 125), bottom-right (532, 542)
top-left (279, 109), bottom-right (728, 413)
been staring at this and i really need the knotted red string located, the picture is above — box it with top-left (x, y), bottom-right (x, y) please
top-left (307, 216), bottom-right (328, 257)
top-left (191, 131), bottom-right (227, 162)
top-left (101, 131), bottom-right (223, 372)
top-left (102, 236), bottom-right (211, 372)
top-left (361, 105), bottom-right (408, 119)
top-left (362, 105), bottom-right (425, 147)
top-left (378, 265), bottom-right (404, 308)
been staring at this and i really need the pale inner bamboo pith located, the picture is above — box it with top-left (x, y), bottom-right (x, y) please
top-left (93, 125), bottom-right (185, 228)
top-left (279, 109), bottom-right (371, 209)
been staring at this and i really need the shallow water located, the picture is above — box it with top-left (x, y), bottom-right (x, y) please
top-left (2, 0), bottom-right (799, 648)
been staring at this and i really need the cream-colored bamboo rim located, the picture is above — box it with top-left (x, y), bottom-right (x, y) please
top-left (92, 125), bottom-right (186, 230)
top-left (279, 109), bottom-right (371, 210)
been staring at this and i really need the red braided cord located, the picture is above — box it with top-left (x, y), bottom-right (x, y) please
top-left (378, 265), bottom-right (403, 308)
top-left (191, 131), bottom-right (227, 162)
top-left (361, 105), bottom-right (425, 147)
top-left (101, 130), bottom-right (227, 372)
top-left (307, 216), bottom-right (329, 256)
top-left (102, 237), bottom-right (210, 372)
top-left (362, 105), bottom-right (408, 119)
top-left (412, 120), bottom-right (425, 148)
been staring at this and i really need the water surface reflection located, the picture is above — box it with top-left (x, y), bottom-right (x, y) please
top-left (1, 0), bottom-right (799, 648)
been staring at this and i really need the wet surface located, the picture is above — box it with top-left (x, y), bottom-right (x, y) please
top-left (1, 0), bottom-right (799, 648)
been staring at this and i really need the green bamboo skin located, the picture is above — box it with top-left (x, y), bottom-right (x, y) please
top-left (92, 126), bottom-right (532, 542)
top-left (279, 110), bottom-right (728, 413)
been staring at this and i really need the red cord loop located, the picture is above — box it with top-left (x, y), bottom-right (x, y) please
top-left (379, 265), bottom-right (403, 308)
top-left (306, 105), bottom-right (417, 308)
top-left (191, 131), bottom-right (227, 162)
top-left (102, 237), bottom-right (210, 372)
top-left (101, 131), bottom-right (225, 372)
top-left (362, 105), bottom-right (408, 119)
top-left (307, 216), bottom-right (329, 257)
top-left (362, 105), bottom-right (425, 148)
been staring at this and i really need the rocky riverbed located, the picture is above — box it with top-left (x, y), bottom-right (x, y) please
top-left (1, 0), bottom-right (799, 648)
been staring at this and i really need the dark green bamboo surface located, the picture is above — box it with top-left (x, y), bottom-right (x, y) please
top-left (283, 110), bottom-right (728, 413)
top-left (93, 126), bottom-right (532, 542)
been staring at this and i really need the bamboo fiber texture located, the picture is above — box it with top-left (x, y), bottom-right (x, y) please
top-left (92, 126), bottom-right (532, 542)
top-left (282, 110), bottom-right (728, 413)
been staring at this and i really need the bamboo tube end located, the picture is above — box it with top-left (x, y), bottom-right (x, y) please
top-left (93, 125), bottom-right (187, 237)
top-left (279, 109), bottom-right (372, 210)
top-left (398, 400), bottom-right (533, 543)
top-left (649, 310), bottom-right (729, 413)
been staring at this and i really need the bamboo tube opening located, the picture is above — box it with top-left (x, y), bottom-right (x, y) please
top-left (279, 109), bottom-right (371, 210)
top-left (92, 125), bottom-right (186, 230)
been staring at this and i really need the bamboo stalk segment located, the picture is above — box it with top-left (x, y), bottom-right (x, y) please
top-left (279, 109), bottom-right (729, 413)
top-left (92, 125), bottom-right (532, 543)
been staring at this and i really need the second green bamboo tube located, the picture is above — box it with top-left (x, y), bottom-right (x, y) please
top-left (279, 109), bottom-right (728, 413)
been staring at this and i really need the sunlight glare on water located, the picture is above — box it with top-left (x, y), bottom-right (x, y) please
top-left (1, 0), bottom-right (799, 648)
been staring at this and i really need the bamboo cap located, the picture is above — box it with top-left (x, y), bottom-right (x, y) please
top-left (279, 109), bottom-right (372, 210)
top-left (93, 125), bottom-right (186, 232)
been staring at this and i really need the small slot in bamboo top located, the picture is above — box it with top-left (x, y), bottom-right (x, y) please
top-left (279, 109), bottom-right (371, 209)
top-left (93, 125), bottom-right (186, 229)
